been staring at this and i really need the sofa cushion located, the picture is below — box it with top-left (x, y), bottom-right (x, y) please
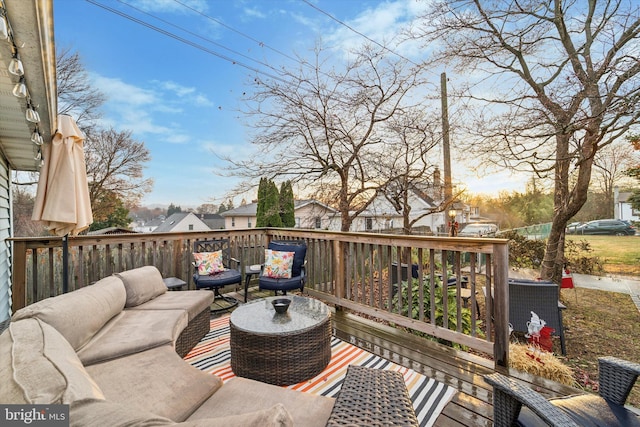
top-left (85, 345), bottom-right (222, 421)
top-left (11, 276), bottom-right (126, 350)
top-left (71, 399), bottom-right (292, 427)
top-left (177, 404), bottom-right (292, 427)
top-left (77, 309), bottom-right (188, 365)
top-left (0, 318), bottom-right (104, 404)
top-left (115, 266), bottom-right (168, 307)
top-left (127, 290), bottom-right (213, 321)
top-left (188, 377), bottom-right (334, 427)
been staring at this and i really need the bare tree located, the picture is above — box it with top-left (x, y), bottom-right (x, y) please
top-left (413, 0), bottom-right (640, 281)
top-left (229, 44), bottom-right (427, 231)
top-left (374, 110), bottom-right (442, 234)
top-left (84, 127), bottom-right (153, 214)
top-left (56, 46), bottom-right (105, 127)
top-left (592, 140), bottom-right (640, 217)
top-left (12, 187), bottom-right (47, 236)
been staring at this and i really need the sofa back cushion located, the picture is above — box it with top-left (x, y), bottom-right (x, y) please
top-left (0, 318), bottom-right (105, 404)
top-left (115, 266), bottom-right (167, 307)
top-left (12, 275), bottom-right (126, 350)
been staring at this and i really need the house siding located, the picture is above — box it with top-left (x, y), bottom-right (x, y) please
top-left (294, 204), bottom-right (335, 229)
top-left (0, 156), bottom-right (11, 326)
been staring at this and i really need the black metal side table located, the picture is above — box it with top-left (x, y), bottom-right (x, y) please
top-left (243, 264), bottom-right (262, 302)
top-left (163, 277), bottom-right (187, 291)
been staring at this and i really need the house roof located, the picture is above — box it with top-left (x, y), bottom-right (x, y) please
top-left (0, 0), bottom-right (56, 171)
top-left (220, 200), bottom-right (338, 217)
top-left (153, 212), bottom-right (210, 233)
top-left (195, 213), bottom-right (225, 230)
top-left (87, 227), bottom-right (138, 235)
top-left (618, 192), bottom-right (633, 203)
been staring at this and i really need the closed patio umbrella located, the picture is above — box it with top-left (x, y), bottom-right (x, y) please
top-left (32, 114), bottom-right (93, 236)
top-left (32, 114), bottom-right (93, 292)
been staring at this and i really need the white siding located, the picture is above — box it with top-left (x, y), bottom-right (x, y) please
top-left (169, 214), bottom-right (211, 232)
top-left (0, 157), bottom-right (11, 324)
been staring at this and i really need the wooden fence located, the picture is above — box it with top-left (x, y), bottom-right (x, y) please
top-left (9, 228), bottom-right (510, 366)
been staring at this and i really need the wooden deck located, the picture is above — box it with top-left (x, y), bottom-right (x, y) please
top-left (224, 286), bottom-right (583, 427)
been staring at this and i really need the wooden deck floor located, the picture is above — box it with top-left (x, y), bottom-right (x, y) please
top-left (220, 286), bottom-right (582, 427)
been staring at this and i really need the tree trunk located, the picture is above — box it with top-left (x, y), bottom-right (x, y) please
top-left (541, 130), bottom-right (597, 282)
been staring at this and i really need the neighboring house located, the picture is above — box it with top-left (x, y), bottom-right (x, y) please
top-left (335, 182), bottom-right (469, 235)
top-left (615, 190), bottom-right (639, 222)
top-left (153, 213), bottom-right (211, 233)
top-left (132, 217), bottom-right (165, 233)
top-left (0, 0), bottom-right (55, 328)
top-left (195, 213), bottom-right (225, 230)
top-left (220, 200), bottom-right (338, 230)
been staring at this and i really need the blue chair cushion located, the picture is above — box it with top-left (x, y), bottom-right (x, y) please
top-left (259, 275), bottom-right (304, 292)
top-left (193, 269), bottom-right (241, 289)
top-left (268, 241), bottom-right (306, 278)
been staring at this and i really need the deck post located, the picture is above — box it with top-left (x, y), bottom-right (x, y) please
top-left (492, 243), bottom-right (510, 367)
top-left (333, 240), bottom-right (345, 301)
top-left (11, 240), bottom-right (27, 312)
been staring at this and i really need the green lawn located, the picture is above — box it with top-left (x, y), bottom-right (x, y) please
top-left (566, 234), bottom-right (640, 275)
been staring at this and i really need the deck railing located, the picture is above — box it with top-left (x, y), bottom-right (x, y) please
top-left (8, 228), bottom-right (510, 366)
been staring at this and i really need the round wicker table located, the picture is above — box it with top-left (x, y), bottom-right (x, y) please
top-left (229, 295), bottom-right (331, 386)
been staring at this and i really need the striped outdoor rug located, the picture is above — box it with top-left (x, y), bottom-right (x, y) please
top-left (184, 316), bottom-right (457, 427)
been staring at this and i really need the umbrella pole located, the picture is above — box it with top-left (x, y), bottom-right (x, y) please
top-left (62, 234), bottom-right (69, 294)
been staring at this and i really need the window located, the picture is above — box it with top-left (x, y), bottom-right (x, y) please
top-left (365, 217), bottom-right (373, 231)
top-left (188, 224), bottom-right (194, 231)
top-left (315, 217), bottom-right (321, 229)
top-left (231, 217), bottom-right (235, 227)
top-left (248, 218), bottom-right (252, 228)
top-left (295, 217), bottom-right (301, 227)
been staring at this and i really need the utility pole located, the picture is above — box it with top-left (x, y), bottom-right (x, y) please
top-left (441, 73), bottom-right (454, 235)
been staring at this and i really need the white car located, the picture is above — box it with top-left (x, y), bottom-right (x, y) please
top-left (458, 223), bottom-right (498, 237)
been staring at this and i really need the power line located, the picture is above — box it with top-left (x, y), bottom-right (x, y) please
top-left (115, 0), bottom-right (280, 74)
top-left (301, 0), bottom-right (420, 67)
top-left (171, 0), bottom-right (302, 66)
top-left (85, 0), bottom-right (292, 86)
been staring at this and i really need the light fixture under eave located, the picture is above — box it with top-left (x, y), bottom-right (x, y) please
top-left (31, 128), bottom-right (43, 145)
top-left (8, 52), bottom-right (24, 76)
top-left (26, 104), bottom-right (40, 123)
top-left (12, 76), bottom-right (27, 98)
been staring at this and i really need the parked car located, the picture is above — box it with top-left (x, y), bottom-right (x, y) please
top-left (565, 222), bottom-right (583, 234)
top-left (574, 219), bottom-right (636, 236)
top-left (458, 223), bottom-right (498, 237)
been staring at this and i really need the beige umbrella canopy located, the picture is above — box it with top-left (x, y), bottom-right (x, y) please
top-left (32, 114), bottom-right (93, 236)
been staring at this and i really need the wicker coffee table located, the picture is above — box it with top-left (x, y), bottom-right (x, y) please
top-left (229, 295), bottom-right (331, 386)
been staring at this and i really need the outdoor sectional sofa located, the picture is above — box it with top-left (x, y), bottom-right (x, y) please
top-left (0, 265), bottom-right (334, 426)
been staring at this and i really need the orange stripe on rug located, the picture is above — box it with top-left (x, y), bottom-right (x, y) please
top-left (185, 316), bottom-right (457, 427)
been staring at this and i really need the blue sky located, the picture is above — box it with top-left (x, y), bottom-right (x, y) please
top-left (53, 0), bottom-right (527, 208)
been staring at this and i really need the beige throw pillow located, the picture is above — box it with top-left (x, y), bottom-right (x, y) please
top-left (11, 276), bottom-right (126, 350)
top-left (0, 318), bottom-right (104, 404)
top-left (115, 266), bottom-right (167, 307)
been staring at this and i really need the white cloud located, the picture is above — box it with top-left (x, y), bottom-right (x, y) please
top-left (90, 73), bottom-right (216, 141)
top-left (154, 80), bottom-right (213, 106)
top-left (93, 75), bottom-right (157, 106)
top-left (243, 7), bottom-right (267, 19)
top-left (324, 0), bottom-right (421, 57)
top-left (129, 0), bottom-right (210, 14)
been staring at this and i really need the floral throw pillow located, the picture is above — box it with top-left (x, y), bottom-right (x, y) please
top-left (193, 251), bottom-right (225, 275)
top-left (263, 249), bottom-right (295, 279)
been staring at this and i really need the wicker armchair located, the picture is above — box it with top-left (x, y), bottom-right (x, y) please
top-left (508, 279), bottom-right (567, 355)
top-left (485, 356), bottom-right (640, 427)
top-left (258, 240), bottom-right (307, 296)
top-left (192, 239), bottom-right (242, 312)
